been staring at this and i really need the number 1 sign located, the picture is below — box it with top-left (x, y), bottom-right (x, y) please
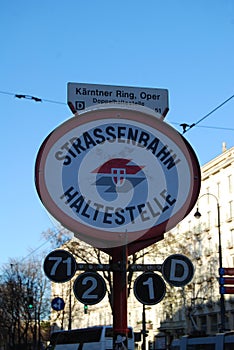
top-left (134, 272), bottom-right (166, 305)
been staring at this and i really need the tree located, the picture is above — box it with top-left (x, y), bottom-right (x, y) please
top-left (0, 256), bottom-right (51, 350)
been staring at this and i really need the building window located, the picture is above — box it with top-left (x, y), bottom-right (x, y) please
top-left (228, 174), bottom-right (232, 194)
top-left (210, 314), bottom-right (218, 333)
top-left (228, 230), bottom-right (234, 249)
top-left (232, 313), bottom-right (234, 330)
top-left (227, 201), bottom-right (233, 221)
top-left (199, 315), bottom-right (207, 333)
top-left (206, 211), bottom-right (211, 231)
top-left (217, 182), bottom-right (220, 198)
top-left (206, 187), bottom-right (210, 204)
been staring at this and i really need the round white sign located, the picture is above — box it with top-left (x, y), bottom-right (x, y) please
top-left (35, 107), bottom-right (200, 252)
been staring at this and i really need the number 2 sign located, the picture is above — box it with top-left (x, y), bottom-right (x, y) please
top-left (43, 250), bottom-right (77, 283)
top-left (73, 272), bottom-right (107, 305)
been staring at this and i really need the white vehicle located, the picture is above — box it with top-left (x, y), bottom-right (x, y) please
top-left (170, 332), bottom-right (234, 350)
top-left (48, 325), bottom-right (135, 350)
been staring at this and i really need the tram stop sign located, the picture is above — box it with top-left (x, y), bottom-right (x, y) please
top-left (35, 105), bottom-right (201, 255)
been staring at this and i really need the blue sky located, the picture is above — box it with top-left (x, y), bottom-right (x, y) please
top-left (1, 0), bottom-right (234, 266)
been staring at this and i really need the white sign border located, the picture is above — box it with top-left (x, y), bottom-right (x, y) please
top-left (35, 107), bottom-right (201, 251)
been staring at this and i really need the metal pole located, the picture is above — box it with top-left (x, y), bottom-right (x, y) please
top-left (141, 248), bottom-right (146, 350)
top-left (217, 203), bottom-right (226, 332)
top-left (112, 245), bottom-right (128, 350)
top-left (142, 304), bottom-right (146, 350)
top-left (68, 281), bottom-right (72, 330)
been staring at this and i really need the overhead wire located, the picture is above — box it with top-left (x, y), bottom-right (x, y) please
top-left (180, 93), bottom-right (234, 134)
top-left (0, 89), bottom-right (66, 105)
top-left (9, 226), bottom-right (70, 265)
top-left (0, 89), bottom-right (233, 133)
top-left (19, 213), bottom-right (73, 263)
top-left (171, 122), bottom-right (234, 132)
top-left (0, 88), bottom-right (233, 263)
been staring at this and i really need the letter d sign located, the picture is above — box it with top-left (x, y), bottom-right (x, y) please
top-left (75, 101), bottom-right (85, 110)
top-left (162, 254), bottom-right (194, 287)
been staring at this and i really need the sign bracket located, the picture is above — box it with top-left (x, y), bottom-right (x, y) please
top-left (75, 262), bottom-right (162, 272)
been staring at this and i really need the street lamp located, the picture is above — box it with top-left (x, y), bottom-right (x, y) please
top-left (194, 193), bottom-right (226, 332)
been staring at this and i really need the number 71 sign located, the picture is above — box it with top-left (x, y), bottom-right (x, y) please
top-left (43, 250), bottom-right (77, 283)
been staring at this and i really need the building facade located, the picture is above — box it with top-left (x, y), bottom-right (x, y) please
top-left (50, 145), bottom-right (234, 346)
top-left (157, 144), bottom-right (234, 342)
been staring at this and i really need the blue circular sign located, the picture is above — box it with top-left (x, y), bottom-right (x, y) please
top-left (51, 297), bottom-right (65, 311)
